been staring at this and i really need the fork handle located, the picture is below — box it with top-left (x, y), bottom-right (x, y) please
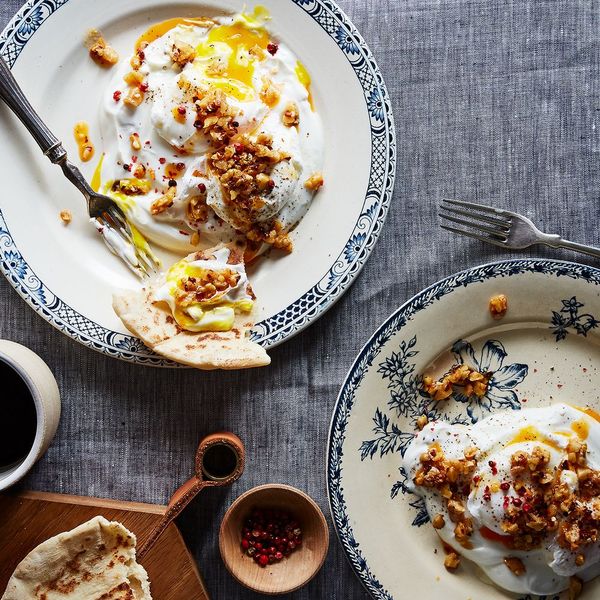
top-left (0, 55), bottom-right (66, 164)
top-left (544, 238), bottom-right (600, 260)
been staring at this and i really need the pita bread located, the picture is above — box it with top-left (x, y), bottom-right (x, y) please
top-left (113, 245), bottom-right (270, 370)
top-left (1, 516), bottom-right (152, 600)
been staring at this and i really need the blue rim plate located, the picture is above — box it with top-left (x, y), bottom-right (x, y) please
top-left (327, 259), bottom-right (600, 600)
top-left (0, 0), bottom-right (395, 364)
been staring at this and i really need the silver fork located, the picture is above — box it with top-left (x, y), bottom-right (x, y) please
top-left (439, 199), bottom-right (600, 260)
top-left (0, 56), bottom-right (160, 278)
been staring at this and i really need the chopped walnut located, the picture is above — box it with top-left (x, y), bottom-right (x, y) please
top-left (194, 87), bottom-right (239, 145)
top-left (489, 294), bottom-right (508, 319)
top-left (123, 70), bottom-right (145, 87)
top-left (282, 101), bottom-right (300, 126)
top-left (187, 196), bottom-right (210, 224)
top-left (454, 518), bottom-right (473, 549)
top-left (503, 557), bottom-right (526, 576)
top-left (129, 133), bottom-right (141, 151)
top-left (432, 514), bottom-right (445, 529)
top-left (208, 134), bottom-right (288, 230)
top-left (59, 209), bottom-right (72, 224)
top-left (170, 40), bottom-right (196, 68)
top-left (132, 164), bottom-right (146, 179)
top-left (150, 186), bottom-right (176, 215)
top-left (447, 499), bottom-right (466, 523)
top-left (123, 87), bottom-right (144, 109)
top-left (87, 31), bottom-right (118, 67)
top-left (260, 76), bottom-right (281, 107)
top-left (112, 179), bottom-right (151, 196)
top-left (444, 552), bottom-right (460, 571)
top-left (174, 268), bottom-right (240, 304)
top-left (304, 171), bottom-right (324, 191)
top-left (246, 221), bottom-right (293, 253)
top-left (416, 414), bottom-right (429, 430)
top-left (423, 364), bottom-right (490, 402)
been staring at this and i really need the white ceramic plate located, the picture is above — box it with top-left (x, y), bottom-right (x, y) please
top-left (0, 0), bottom-right (395, 364)
top-left (327, 259), bottom-right (600, 600)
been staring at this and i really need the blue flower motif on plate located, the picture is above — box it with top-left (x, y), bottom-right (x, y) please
top-left (359, 336), bottom-right (528, 526)
top-left (3, 250), bottom-right (27, 279)
top-left (367, 88), bottom-right (385, 122)
top-left (550, 296), bottom-right (599, 341)
top-left (451, 339), bottom-right (528, 424)
top-left (344, 232), bottom-right (367, 262)
top-left (334, 26), bottom-right (359, 54)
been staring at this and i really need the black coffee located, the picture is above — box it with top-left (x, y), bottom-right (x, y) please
top-left (0, 360), bottom-right (37, 469)
top-left (202, 443), bottom-right (238, 479)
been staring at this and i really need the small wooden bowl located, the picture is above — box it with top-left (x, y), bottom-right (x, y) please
top-left (219, 484), bottom-right (329, 594)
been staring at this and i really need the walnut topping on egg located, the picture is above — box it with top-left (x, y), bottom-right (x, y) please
top-left (170, 39), bottom-right (196, 68)
top-left (150, 186), bottom-right (176, 215)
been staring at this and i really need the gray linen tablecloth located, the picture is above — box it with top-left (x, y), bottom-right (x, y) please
top-left (1, 1), bottom-right (599, 598)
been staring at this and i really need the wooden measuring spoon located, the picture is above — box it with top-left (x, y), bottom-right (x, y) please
top-left (138, 432), bottom-right (244, 560)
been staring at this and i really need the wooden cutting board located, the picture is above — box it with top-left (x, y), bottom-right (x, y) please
top-left (0, 490), bottom-right (210, 599)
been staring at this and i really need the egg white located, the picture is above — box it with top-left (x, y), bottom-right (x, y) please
top-left (403, 404), bottom-right (600, 596)
top-left (97, 13), bottom-right (324, 254)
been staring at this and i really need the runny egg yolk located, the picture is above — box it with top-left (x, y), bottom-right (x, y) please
top-left (135, 17), bottom-right (213, 49)
top-left (196, 22), bottom-right (270, 101)
top-left (295, 61), bottom-right (314, 110)
top-left (165, 261), bottom-right (252, 331)
top-left (507, 425), bottom-right (564, 453)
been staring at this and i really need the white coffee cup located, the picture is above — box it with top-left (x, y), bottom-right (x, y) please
top-left (0, 340), bottom-right (60, 491)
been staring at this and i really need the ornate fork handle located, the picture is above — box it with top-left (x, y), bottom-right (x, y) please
top-left (0, 56), bottom-right (67, 164)
top-left (544, 237), bottom-right (600, 260)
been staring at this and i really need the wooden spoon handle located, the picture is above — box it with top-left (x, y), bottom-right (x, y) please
top-left (137, 477), bottom-right (205, 560)
top-left (137, 432), bottom-right (245, 561)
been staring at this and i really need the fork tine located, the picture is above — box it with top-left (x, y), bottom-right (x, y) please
top-left (439, 212), bottom-right (508, 240)
top-left (441, 224), bottom-right (508, 248)
top-left (442, 198), bottom-right (511, 218)
top-left (440, 202), bottom-right (511, 229)
top-left (104, 207), bottom-right (160, 276)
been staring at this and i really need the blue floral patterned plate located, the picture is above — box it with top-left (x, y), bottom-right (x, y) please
top-left (327, 259), bottom-right (600, 600)
top-left (0, 0), bottom-right (394, 363)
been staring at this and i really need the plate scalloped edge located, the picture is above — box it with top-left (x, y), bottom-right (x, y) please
top-left (327, 258), bottom-right (600, 600)
top-left (0, 0), bottom-right (396, 363)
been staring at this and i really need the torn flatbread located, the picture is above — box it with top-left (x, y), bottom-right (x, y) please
top-left (1, 516), bottom-right (151, 600)
top-left (113, 243), bottom-right (270, 370)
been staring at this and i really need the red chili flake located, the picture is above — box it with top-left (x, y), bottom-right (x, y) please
top-left (500, 482), bottom-right (510, 491)
top-left (512, 497), bottom-right (522, 507)
top-left (131, 156), bottom-right (138, 163)
top-left (522, 502), bottom-right (532, 513)
top-left (483, 493), bottom-right (491, 502)
top-left (472, 475), bottom-right (480, 484)
top-left (177, 105), bottom-right (186, 115)
top-left (503, 496), bottom-right (510, 509)
top-left (267, 179), bottom-right (275, 190)
top-left (176, 162), bottom-right (185, 170)
top-left (488, 460), bottom-right (498, 475)
top-left (145, 140), bottom-right (151, 145)
top-left (139, 82), bottom-right (149, 92)
top-left (159, 157), bottom-right (166, 164)
top-left (198, 183), bottom-right (207, 193)
top-left (267, 42), bottom-right (279, 55)
top-left (234, 142), bottom-right (244, 154)
top-left (138, 50), bottom-right (145, 60)
top-left (113, 90), bottom-right (122, 101)
top-left (179, 230), bottom-right (189, 236)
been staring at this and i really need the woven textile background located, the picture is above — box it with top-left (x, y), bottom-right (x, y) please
top-left (1, 1), bottom-right (599, 598)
